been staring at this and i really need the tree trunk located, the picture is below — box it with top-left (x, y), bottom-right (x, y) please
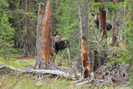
top-left (24, 0), bottom-right (28, 57)
top-left (35, 2), bottom-right (44, 69)
top-left (34, 0), bottom-right (60, 70)
top-left (81, 36), bottom-right (90, 78)
top-left (35, 0), bottom-right (52, 69)
top-left (85, 0), bottom-right (89, 44)
top-left (111, 6), bottom-right (118, 46)
top-left (78, 0), bottom-right (83, 79)
top-left (99, 8), bottom-right (107, 39)
top-left (78, 0), bottom-right (91, 79)
top-left (42, 0), bottom-right (51, 66)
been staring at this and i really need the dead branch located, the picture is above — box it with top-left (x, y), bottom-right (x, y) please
top-left (0, 64), bottom-right (76, 80)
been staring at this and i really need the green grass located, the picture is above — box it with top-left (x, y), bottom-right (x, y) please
top-left (0, 73), bottom-right (75, 89)
top-left (0, 59), bottom-right (35, 68)
top-left (0, 57), bottom-right (132, 89)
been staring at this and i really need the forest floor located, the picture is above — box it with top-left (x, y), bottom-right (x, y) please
top-left (0, 57), bottom-right (132, 89)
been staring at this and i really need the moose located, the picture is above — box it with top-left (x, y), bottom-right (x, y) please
top-left (92, 13), bottom-right (112, 31)
top-left (92, 13), bottom-right (120, 31)
top-left (51, 32), bottom-right (71, 66)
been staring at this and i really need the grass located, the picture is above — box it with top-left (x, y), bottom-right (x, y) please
top-left (0, 58), bottom-right (36, 68)
top-left (0, 72), bottom-right (75, 89)
top-left (0, 57), bottom-right (132, 89)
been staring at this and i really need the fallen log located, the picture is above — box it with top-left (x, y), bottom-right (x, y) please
top-left (0, 64), bottom-right (76, 80)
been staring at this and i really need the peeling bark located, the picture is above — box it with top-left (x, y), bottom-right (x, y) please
top-left (81, 36), bottom-right (90, 78)
top-left (42, 0), bottom-right (51, 65)
top-left (35, 2), bottom-right (44, 69)
top-left (35, 1), bottom-right (60, 70)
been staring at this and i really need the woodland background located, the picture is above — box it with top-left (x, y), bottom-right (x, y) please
top-left (0, 0), bottom-right (133, 88)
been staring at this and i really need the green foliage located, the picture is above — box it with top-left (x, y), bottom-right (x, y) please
top-left (0, 13), bottom-right (18, 60)
top-left (0, 0), bottom-right (9, 8)
top-left (50, 0), bottom-right (82, 60)
top-left (107, 0), bottom-right (133, 86)
top-left (89, 3), bottom-right (124, 50)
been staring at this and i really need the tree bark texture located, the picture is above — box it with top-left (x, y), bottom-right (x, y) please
top-left (42, 0), bottom-right (51, 64)
top-left (81, 36), bottom-right (90, 78)
top-left (78, 0), bottom-right (84, 78)
top-left (35, 1), bottom-right (69, 70)
top-left (35, 0), bottom-right (53, 69)
top-left (85, 0), bottom-right (89, 44)
top-left (35, 2), bottom-right (44, 69)
top-left (99, 8), bottom-right (107, 39)
top-left (24, 0), bottom-right (28, 57)
top-left (111, 7), bottom-right (118, 46)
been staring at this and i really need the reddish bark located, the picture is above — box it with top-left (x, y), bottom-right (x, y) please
top-left (81, 36), bottom-right (90, 78)
top-left (35, 1), bottom-right (52, 69)
top-left (39, 5), bottom-right (43, 15)
top-left (42, 0), bottom-right (51, 63)
top-left (99, 8), bottom-right (107, 39)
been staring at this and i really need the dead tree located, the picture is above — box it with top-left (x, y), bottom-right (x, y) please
top-left (99, 8), bottom-right (107, 39)
top-left (78, 0), bottom-right (83, 79)
top-left (111, 7), bottom-right (118, 46)
top-left (81, 36), bottom-right (91, 78)
top-left (78, 0), bottom-right (91, 79)
top-left (34, 1), bottom-right (55, 69)
top-left (34, 0), bottom-right (66, 71)
top-left (35, 2), bottom-right (45, 69)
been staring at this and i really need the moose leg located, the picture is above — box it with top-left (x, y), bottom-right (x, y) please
top-left (55, 54), bottom-right (60, 65)
top-left (67, 47), bottom-right (71, 63)
top-left (58, 49), bottom-right (63, 66)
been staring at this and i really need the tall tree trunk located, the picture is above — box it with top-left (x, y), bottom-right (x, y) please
top-left (84, 0), bottom-right (91, 78)
top-left (35, 2), bottom-right (44, 69)
top-left (24, 0), bottom-right (28, 57)
top-left (78, 0), bottom-right (83, 78)
top-left (78, 0), bottom-right (90, 78)
top-left (35, 0), bottom-right (52, 69)
top-left (111, 10), bottom-right (118, 46)
top-left (85, 0), bottom-right (89, 44)
top-left (42, 0), bottom-right (51, 66)
top-left (34, 0), bottom-right (59, 70)
top-left (99, 8), bottom-right (107, 39)
top-left (81, 36), bottom-right (90, 78)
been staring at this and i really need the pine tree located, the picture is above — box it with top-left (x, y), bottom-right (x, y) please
top-left (0, 13), bottom-right (17, 60)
